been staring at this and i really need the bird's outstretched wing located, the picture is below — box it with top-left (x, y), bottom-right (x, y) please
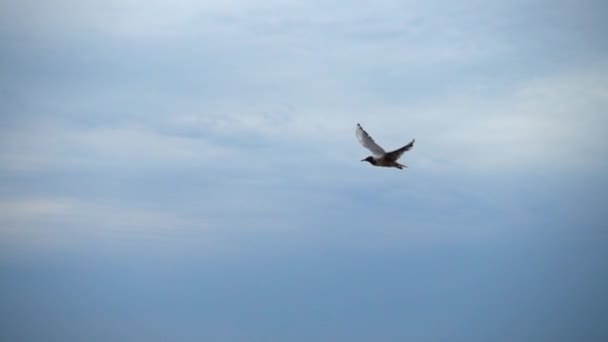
top-left (356, 123), bottom-right (386, 156)
top-left (385, 139), bottom-right (415, 161)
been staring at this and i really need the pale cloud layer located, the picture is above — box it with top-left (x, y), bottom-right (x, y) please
top-left (1, 0), bottom-right (606, 244)
top-left (2, 62), bottom-right (605, 174)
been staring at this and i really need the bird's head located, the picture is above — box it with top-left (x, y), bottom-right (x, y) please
top-left (361, 156), bottom-right (375, 165)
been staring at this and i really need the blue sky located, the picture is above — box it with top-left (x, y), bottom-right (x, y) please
top-left (1, 0), bottom-right (607, 341)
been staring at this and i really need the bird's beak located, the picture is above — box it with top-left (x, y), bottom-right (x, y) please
top-left (360, 159), bottom-right (366, 162)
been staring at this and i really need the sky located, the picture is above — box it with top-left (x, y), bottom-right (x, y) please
top-left (1, 0), bottom-right (607, 340)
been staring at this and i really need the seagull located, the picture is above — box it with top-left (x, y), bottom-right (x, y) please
top-left (356, 123), bottom-right (415, 170)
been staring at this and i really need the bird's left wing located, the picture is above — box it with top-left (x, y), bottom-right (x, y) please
top-left (385, 139), bottom-right (415, 161)
top-left (356, 123), bottom-right (386, 156)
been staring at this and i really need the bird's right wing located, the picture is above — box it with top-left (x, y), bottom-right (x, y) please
top-left (356, 123), bottom-right (386, 156)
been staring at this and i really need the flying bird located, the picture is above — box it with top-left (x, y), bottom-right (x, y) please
top-left (356, 123), bottom-right (415, 170)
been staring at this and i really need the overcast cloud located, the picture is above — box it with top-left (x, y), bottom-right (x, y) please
top-left (1, 0), bottom-right (607, 341)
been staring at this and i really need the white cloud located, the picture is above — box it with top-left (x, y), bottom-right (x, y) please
top-left (0, 197), bottom-right (77, 218)
top-left (10, 194), bottom-right (211, 225)
top-left (0, 195), bottom-right (219, 255)
top-left (2, 60), bottom-right (605, 175)
top-left (343, 63), bottom-right (608, 172)
top-left (0, 122), bottom-right (238, 171)
top-left (2, 0), bottom-right (606, 196)
top-left (1, 0), bottom-right (606, 264)
top-left (0, 0), bottom-right (319, 39)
